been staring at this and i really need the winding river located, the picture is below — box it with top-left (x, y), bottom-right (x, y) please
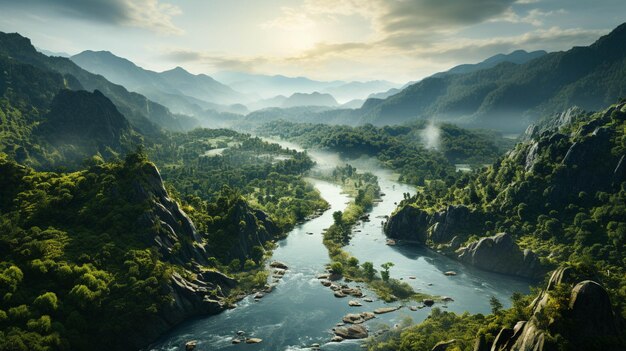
top-left (149, 144), bottom-right (531, 351)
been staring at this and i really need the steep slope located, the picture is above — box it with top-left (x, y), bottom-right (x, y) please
top-left (35, 89), bottom-right (139, 166)
top-left (431, 49), bottom-right (547, 78)
top-left (0, 32), bottom-right (197, 134)
top-left (358, 23), bottom-right (626, 132)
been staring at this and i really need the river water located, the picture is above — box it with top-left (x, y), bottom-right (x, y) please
top-left (149, 145), bottom-right (531, 351)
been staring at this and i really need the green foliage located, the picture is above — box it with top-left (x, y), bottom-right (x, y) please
top-left (380, 262), bottom-right (395, 282)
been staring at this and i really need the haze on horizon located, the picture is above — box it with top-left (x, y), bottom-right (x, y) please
top-left (0, 0), bottom-right (624, 83)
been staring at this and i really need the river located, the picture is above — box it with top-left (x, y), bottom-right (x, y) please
top-left (148, 144), bottom-right (531, 351)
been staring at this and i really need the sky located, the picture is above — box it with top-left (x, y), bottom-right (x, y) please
top-left (0, 0), bottom-right (625, 83)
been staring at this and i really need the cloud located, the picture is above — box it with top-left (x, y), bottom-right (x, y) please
top-left (261, 7), bottom-right (316, 30)
top-left (0, 0), bottom-right (183, 35)
top-left (378, 0), bottom-right (517, 34)
top-left (419, 27), bottom-right (607, 62)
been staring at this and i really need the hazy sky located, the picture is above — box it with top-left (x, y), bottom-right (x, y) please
top-left (0, 0), bottom-right (624, 82)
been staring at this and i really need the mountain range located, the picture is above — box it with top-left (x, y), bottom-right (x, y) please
top-left (353, 24), bottom-right (626, 131)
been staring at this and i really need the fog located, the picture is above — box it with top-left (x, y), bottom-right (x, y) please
top-left (421, 120), bottom-right (441, 150)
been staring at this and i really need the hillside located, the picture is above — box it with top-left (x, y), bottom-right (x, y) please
top-left (431, 49), bottom-right (547, 78)
top-left (282, 92), bottom-right (339, 108)
top-left (35, 89), bottom-right (139, 166)
top-left (356, 24), bottom-right (626, 132)
top-left (386, 100), bottom-right (626, 317)
top-left (0, 32), bottom-right (197, 135)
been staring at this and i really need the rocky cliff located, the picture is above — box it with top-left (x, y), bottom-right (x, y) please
top-left (456, 233), bottom-right (544, 279)
top-left (476, 267), bottom-right (625, 351)
top-left (385, 204), bottom-right (476, 244)
top-left (126, 160), bottom-right (278, 347)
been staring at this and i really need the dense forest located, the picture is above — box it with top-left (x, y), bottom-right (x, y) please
top-left (255, 121), bottom-right (513, 185)
top-left (0, 33), bottom-right (329, 350)
top-left (379, 101), bottom-right (626, 350)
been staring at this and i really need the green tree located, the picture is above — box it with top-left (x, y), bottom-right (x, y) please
top-left (380, 262), bottom-right (394, 282)
top-left (361, 261), bottom-right (376, 280)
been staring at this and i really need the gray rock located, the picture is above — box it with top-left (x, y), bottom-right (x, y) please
top-left (374, 306), bottom-right (401, 314)
top-left (456, 233), bottom-right (543, 279)
top-left (334, 324), bottom-right (368, 339)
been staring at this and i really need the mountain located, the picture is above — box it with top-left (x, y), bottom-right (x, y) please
top-left (356, 23), bottom-right (626, 132)
top-left (282, 92), bottom-right (339, 108)
top-left (0, 32), bottom-right (198, 134)
top-left (70, 50), bottom-right (247, 116)
top-left (321, 80), bottom-right (400, 103)
top-left (341, 98), bottom-right (365, 109)
top-left (431, 49), bottom-right (547, 78)
top-left (246, 95), bottom-right (288, 111)
top-left (35, 89), bottom-right (139, 165)
top-left (213, 71), bottom-right (344, 99)
top-left (367, 88), bottom-right (401, 100)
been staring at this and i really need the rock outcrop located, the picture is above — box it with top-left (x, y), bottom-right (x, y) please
top-left (133, 162), bottom-right (209, 266)
top-left (385, 204), bottom-right (475, 244)
top-left (456, 233), bottom-right (543, 279)
top-left (477, 267), bottom-right (625, 351)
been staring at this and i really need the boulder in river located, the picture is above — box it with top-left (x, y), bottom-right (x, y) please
top-left (320, 280), bottom-right (332, 287)
top-left (334, 291), bottom-right (347, 298)
top-left (342, 312), bottom-right (375, 324)
top-left (423, 299), bottom-right (435, 307)
top-left (331, 335), bottom-right (344, 342)
top-left (334, 324), bottom-right (368, 339)
top-left (185, 340), bottom-right (197, 350)
top-left (444, 271), bottom-right (457, 276)
top-left (348, 300), bottom-right (362, 307)
top-left (270, 261), bottom-right (288, 269)
top-left (245, 338), bottom-right (263, 344)
top-left (374, 306), bottom-right (401, 314)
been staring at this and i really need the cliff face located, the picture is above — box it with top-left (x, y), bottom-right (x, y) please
top-left (385, 204), bottom-right (475, 244)
top-left (456, 233), bottom-right (544, 279)
top-left (126, 161), bottom-right (278, 347)
top-left (480, 267), bottom-right (625, 351)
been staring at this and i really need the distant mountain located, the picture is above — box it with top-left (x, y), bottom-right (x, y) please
top-left (282, 92), bottom-right (339, 108)
top-left (70, 51), bottom-right (247, 116)
top-left (37, 47), bottom-right (71, 57)
top-left (367, 88), bottom-right (401, 100)
top-left (341, 99), bottom-right (365, 109)
top-left (0, 32), bottom-right (198, 134)
top-left (213, 71), bottom-right (343, 99)
top-left (246, 95), bottom-right (288, 111)
top-left (431, 49), bottom-right (547, 78)
top-left (321, 80), bottom-right (399, 103)
top-left (356, 23), bottom-right (626, 132)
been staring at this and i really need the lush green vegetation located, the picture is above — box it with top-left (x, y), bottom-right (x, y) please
top-left (0, 35), bottom-right (329, 349)
top-left (320, 165), bottom-right (432, 302)
top-left (257, 120), bottom-right (512, 185)
top-left (377, 102), bottom-right (626, 351)
top-left (0, 153), bottom-right (177, 350)
top-left (148, 128), bottom-right (327, 233)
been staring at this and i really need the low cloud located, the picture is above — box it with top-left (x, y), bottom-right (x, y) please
top-left (0, 0), bottom-right (183, 35)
